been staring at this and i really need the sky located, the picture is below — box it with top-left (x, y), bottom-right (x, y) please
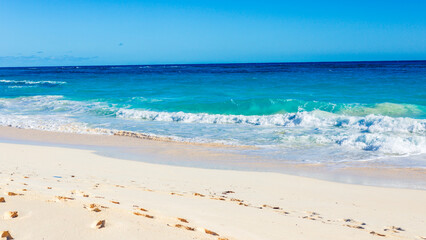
top-left (0, 0), bottom-right (425, 67)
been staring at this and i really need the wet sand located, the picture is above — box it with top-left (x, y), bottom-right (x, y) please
top-left (0, 126), bottom-right (425, 190)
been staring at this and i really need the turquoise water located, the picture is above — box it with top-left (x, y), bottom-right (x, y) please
top-left (0, 62), bottom-right (425, 166)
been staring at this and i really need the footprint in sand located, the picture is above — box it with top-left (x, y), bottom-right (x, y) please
top-left (370, 231), bottom-right (386, 237)
top-left (345, 224), bottom-right (365, 229)
top-left (92, 208), bottom-right (102, 212)
top-left (210, 197), bottom-right (226, 201)
top-left (6, 192), bottom-right (20, 196)
top-left (302, 211), bottom-right (323, 221)
top-left (277, 210), bottom-right (290, 215)
top-left (86, 203), bottom-right (103, 212)
top-left (221, 190), bottom-right (235, 195)
top-left (229, 198), bottom-right (243, 203)
top-left (55, 196), bottom-right (74, 201)
top-left (170, 192), bottom-right (184, 196)
top-left (133, 212), bottom-right (154, 218)
top-left (132, 207), bottom-right (153, 218)
top-left (177, 217), bottom-right (188, 223)
top-left (1, 231), bottom-right (13, 240)
top-left (343, 219), bottom-right (366, 229)
top-left (174, 224), bottom-right (195, 231)
top-left (384, 226), bottom-right (404, 233)
top-left (3, 211), bottom-right (18, 219)
top-left (92, 220), bottom-right (106, 229)
top-left (173, 224), bottom-right (221, 237)
top-left (202, 228), bottom-right (219, 236)
top-left (261, 204), bottom-right (281, 210)
top-left (193, 193), bottom-right (205, 197)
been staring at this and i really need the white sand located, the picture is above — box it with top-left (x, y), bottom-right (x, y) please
top-left (0, 141), bottom-right (425, 240)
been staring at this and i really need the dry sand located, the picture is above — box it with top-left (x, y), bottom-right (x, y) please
top-left (0, 131), bottom-right (425, 239)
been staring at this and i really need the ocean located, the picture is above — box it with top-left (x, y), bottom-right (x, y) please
top-left (0, 61), bottom-right (425, 168)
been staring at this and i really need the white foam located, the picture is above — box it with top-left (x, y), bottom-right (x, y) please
top-left (0, 114), bottom-right (113, 135)
top-left (115, 108), bottom-right (426, 155)
top-left (116, 108), bottom-right (426, 133)
top-left (0, 79), bottom-right (67, 85)
top-left (0, 95), bottom-right (425, 157)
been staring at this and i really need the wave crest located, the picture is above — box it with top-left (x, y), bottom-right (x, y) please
top-left (0, 79), bottom-right (66, 88)
top-left (116, 108), bottom-right (426, 133)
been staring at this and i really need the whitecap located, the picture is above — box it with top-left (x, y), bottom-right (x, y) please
top-left (0, 79), bottom-right (67, 86)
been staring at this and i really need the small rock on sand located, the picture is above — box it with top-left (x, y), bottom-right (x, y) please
top-left (0, 197), bottom-right (5, 203)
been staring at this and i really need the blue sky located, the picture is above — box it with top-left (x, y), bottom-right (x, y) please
top-left (1, 0), bottom-right (425, 66)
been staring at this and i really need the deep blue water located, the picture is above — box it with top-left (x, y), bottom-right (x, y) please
top-left (0, 61), bottom-right (425, 166)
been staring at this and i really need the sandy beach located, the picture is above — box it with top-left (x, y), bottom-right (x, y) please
top-left (0, 128), bottom-right (425, 240)
top-left (2, 0), bottom-right (425, 239)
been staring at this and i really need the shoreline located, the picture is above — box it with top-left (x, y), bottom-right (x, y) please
top-left (0, 136), bottom-right (425, 239)
top-left (0, 126), bottom-right (425, 190)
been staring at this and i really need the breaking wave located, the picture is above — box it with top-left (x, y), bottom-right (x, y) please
top-left (0, 95), bottom-right (425, 157)
top-left (0, 79), bottom-right (67, 88)
top-left (116, 108), bottom-right (426, 133)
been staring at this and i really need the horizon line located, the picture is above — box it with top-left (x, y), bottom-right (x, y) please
top-left (1, 59), bottom-right (425, 69)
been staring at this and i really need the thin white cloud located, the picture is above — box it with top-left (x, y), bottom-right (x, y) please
top-left (0, 55), bottom-right (98, 67)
